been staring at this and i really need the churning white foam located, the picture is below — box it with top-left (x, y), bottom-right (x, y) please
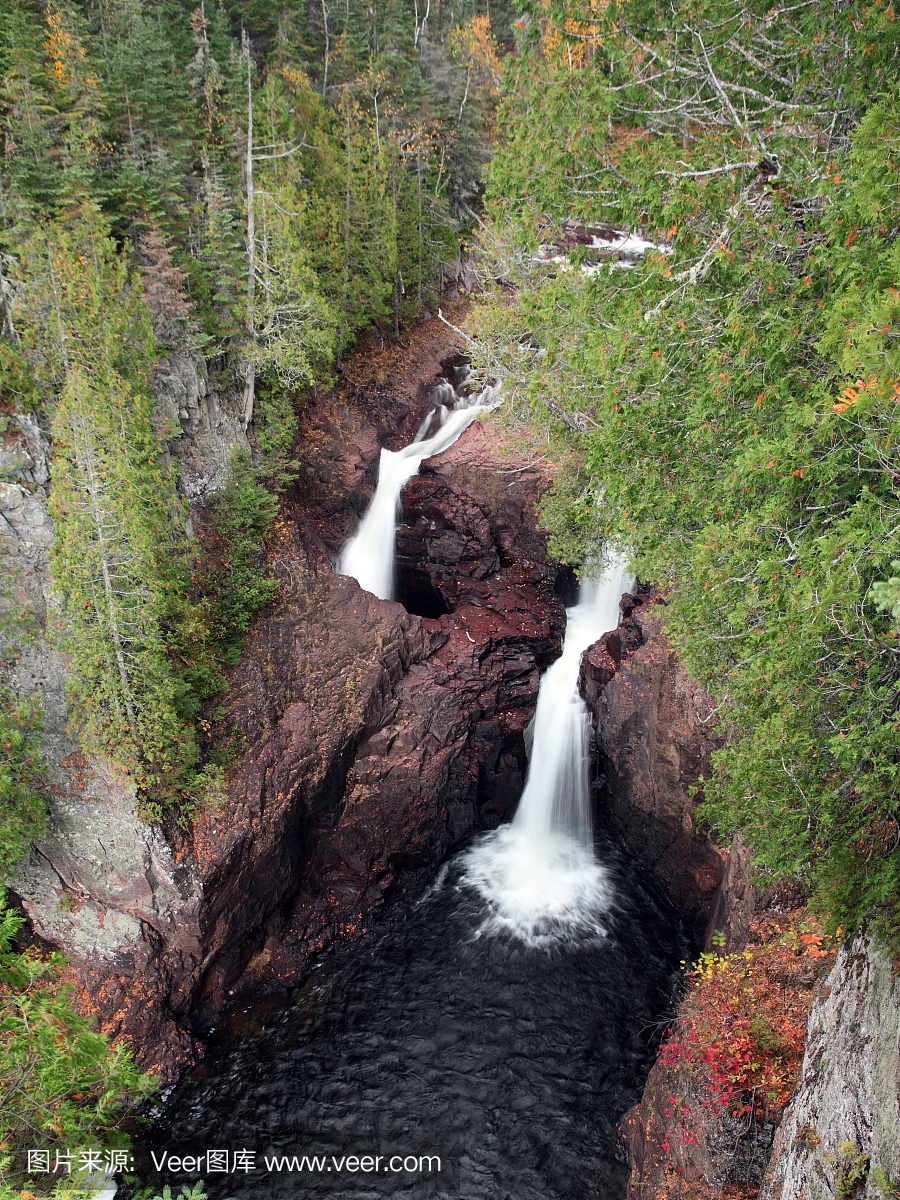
top-left (463, 551), bottom-right (633, 946)
top-left (338, 383), bottom-right (500, 600)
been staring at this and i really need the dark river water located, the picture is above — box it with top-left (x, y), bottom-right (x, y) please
top-left (139, 836), bottom-right (685, 1200)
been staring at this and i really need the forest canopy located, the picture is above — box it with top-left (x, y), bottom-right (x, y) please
top-left (0, 0), bottom-right (509, 815)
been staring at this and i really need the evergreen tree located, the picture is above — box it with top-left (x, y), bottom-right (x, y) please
top-left (50, 364), bottom-right (199, 791)
top-left (0, 0), bottom-right (496, 825)
top-left (0, 1), bottom-right (103, 231)
top-left (0, 610), bottom-right (47, 880)
top-left (0, 892), bottom-right (155, 1197)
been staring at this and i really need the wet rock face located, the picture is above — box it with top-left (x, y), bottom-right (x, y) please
top-left (580, 590), bottom-right (727, 933)
top-left (621, 1061), bottom-right (779, 1199)
top-left (214, 407), bottom-right (565, 1008)
top-left (395, 476), bottom-right (499, 612)
top-left (394, 452), bottom-right (562, 640)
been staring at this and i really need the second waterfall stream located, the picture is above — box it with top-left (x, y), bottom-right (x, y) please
top-left (463, 554), bottom-right (633, 945)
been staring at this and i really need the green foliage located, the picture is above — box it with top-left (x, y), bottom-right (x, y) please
top-left (0, 691), bottom-right (46, 880)
top-left (0, 2), bottom-right (103, 231)
top-left (470, 0), bottom-right (900, 948)
top-left (50, 362), bottom-right (200, 791)
top-left (133, 1182), bottom-right (208, 1200)
top-left (204, 449), bottom-right (280, 665)
top-left (871, 565), bottom-right (900, 623)
top-left (11, 211), bottom-right (155, 401)
top-left (28, 213), bottom-right (203, 795)
top-left (0, 613), bottom-right (47, 880)
top-left (0, 892), bottom-right (156, 1199)
top-left (0, 0), bottom-right (517, 816)
top-left (872, 1167), bottom-right (900, 1199)
top-left (831, 1141), bottom-right (870, 1198)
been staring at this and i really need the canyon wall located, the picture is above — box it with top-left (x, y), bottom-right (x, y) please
top-left (7, 299), bottom-right (898, 1187)
top-left (6, 316), bottom-right (566, 1078)
top-left (580, 589), bottom-right (734, 940)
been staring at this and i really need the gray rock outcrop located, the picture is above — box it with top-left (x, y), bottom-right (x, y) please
top-left (1, 343), bottom-right (244, 1072)
top-left (762, 935), bottom-right (900, 1199)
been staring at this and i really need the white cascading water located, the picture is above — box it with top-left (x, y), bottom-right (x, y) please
top-left (338, 381), bottom-right (500, 599)
top-left (463, 551), bottom-right (634, 946)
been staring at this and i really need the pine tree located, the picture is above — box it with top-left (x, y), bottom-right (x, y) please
top-left (0, 1), bottom-right (103, 230)
top-left (50, 365), bottom-right (199, 791)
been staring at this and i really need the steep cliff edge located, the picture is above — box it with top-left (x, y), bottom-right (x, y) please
top-left (580, 589), bottom-right (732, 937)
top-left (761, 936), bottom-right (900, 1200)
top-left (5, 345), bottom-right (254, 1074)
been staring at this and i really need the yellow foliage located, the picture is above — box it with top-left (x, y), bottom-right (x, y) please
top-left (537, 0), bottom-right (609, 67)
top-left (449, 15), bottom-right (504, 94)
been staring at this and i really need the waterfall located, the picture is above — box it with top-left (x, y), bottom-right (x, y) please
top-left (463, 551), bottom-right (634, 946)
top-left (338, 382), bottom-right (499, 600)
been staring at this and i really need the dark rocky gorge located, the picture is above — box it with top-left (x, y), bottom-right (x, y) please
top-left (8, 315), bottom-right (774, 1196)
top-left (13, 316), bottom-right (579, 1075)
top-left (133, 334), bottom-right (753, 1196)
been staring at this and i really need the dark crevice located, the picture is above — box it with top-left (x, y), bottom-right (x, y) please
top-left (395, 566), bottom-right (451, 618)
top-left (554, 563), bottom-right (580, 607)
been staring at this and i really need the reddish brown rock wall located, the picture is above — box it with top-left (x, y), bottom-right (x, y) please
top-left (18, 316), bottom-right (565, 1077)
top-left (581, 591), bottom-right (727, 932)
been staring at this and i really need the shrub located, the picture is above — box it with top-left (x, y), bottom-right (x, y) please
top-left (0, 894), bottom-right (156, 1199)
top-left (659, 914), bottom-right (834, 1123)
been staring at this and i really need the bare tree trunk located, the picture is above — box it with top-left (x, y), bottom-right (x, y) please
top-left (416, 145), bottom-right (423, 306)
top-left (414, 0), bottom-right (430, 46)
top-left (72, 411), bottom-right (140, 748)
top-left (321, 0), bottom-right (330, 93)
top-left (242, 31), bottom-right (256, 430)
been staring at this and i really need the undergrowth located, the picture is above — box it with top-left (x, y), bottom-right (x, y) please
top-left (660, 913), bottom-right (834, 1128)
top-left (0, 894), bottom-right (155, 1200)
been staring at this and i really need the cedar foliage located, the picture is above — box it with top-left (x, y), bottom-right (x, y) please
top-left (468, 0), bottom-right (900, 947)
top-left (0, 612), bottom-right (47, 881)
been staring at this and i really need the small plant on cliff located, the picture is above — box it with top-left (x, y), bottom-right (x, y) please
top-left (658, 913), bottom-right (834, 1124)
top-left (0, 892), bottom-right (156, 1199)
top-left (830, 1142), bottom-right (871, 1198)
top-left (872, 1168), bottom-right (900, 1199)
